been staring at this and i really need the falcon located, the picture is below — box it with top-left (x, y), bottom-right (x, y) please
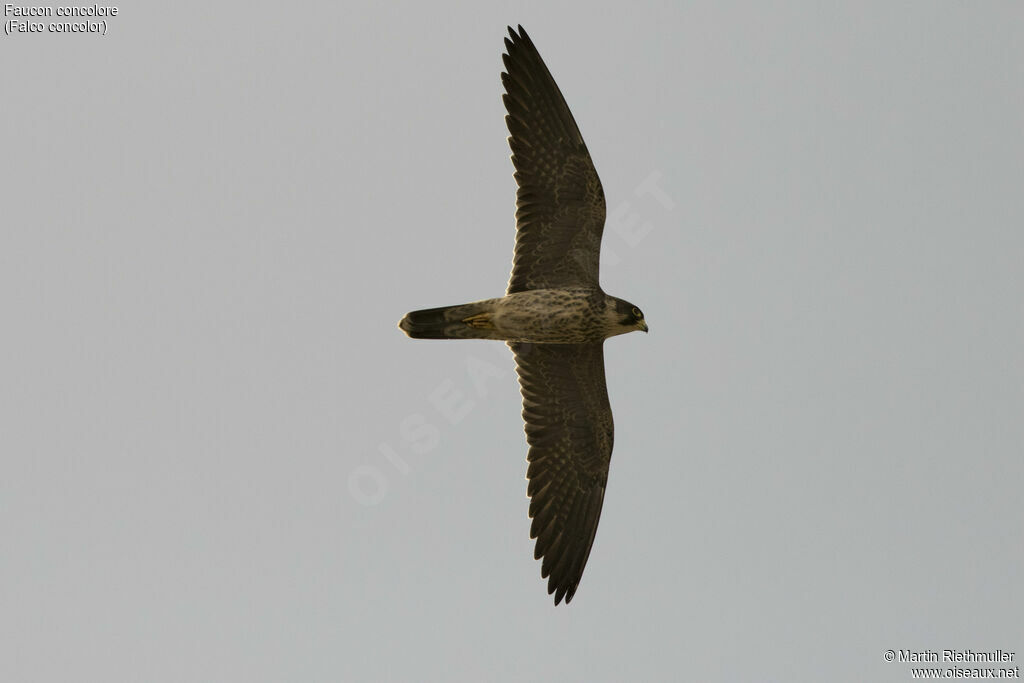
top-left (398, 25), bottom-right (648, 605)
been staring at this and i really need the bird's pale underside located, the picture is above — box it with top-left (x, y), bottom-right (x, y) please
top-left (398, 25), bottom-right (647, 605)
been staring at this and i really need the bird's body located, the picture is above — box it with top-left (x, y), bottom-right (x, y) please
top-left (400, 288), bottom-right (643, 344)
top-left (398, 25), bottom-right (647, 605)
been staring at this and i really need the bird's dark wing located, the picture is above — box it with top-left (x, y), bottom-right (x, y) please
top-left (508, 341), bottom-right (613, 604)
top-left (502, 25), bottom-right (607, 294)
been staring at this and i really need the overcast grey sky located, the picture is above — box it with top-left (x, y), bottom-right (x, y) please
top-left (2, 2), bottom-right (1022, 682)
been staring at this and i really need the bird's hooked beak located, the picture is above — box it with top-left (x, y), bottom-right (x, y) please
top-left (637, 320), bottom-right (649, 333)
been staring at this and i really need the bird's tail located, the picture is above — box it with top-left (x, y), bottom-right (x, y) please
top-left (398, 301), bottom-right (500, 340)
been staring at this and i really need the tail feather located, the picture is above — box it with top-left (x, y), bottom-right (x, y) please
top-left (398, 302), bottom-right (496, 340)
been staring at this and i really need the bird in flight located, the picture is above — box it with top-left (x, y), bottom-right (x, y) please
top-left (398, 25), bottom-right (648, 605)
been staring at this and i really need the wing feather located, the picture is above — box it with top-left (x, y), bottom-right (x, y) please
top-left (508, 341), bottom-right (613, 604)
top-left (502, 25), bottom-right (607, 294)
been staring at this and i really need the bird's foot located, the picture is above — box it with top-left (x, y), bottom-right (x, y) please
top-left (463, 313), bottom-right (494, 330)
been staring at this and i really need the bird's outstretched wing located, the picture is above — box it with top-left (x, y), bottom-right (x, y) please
top-left (508, 341), bottom-right (613, 604)
top-left (502, 25), bottom-right (607, 294)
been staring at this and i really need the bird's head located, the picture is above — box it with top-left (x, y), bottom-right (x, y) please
top-left (611, 298), bottom-right (648, 335)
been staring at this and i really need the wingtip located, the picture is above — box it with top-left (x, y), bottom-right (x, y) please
top-left (552, 584), bottom-right (576, 606)
top-left (507, 24), bottom-right (529, 42)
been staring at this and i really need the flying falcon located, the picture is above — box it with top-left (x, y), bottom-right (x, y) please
top-left (398, 25), bottom-right (648, 605)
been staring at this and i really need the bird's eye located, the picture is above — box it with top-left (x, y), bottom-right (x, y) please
top-left (632, 307), bottom-right (643, 319)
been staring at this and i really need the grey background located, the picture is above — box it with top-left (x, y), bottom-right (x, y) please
top-left (2, 2), bottom-right (1021, 682)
